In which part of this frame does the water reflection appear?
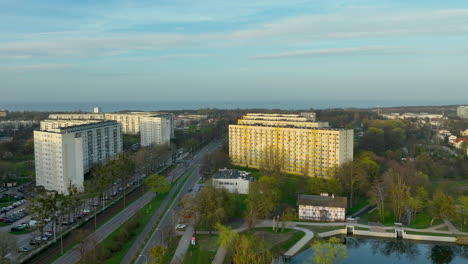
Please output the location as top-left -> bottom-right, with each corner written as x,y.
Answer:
287,237 -> 468,264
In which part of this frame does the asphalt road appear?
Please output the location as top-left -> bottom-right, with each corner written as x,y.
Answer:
50,140 -> 221,264
133,141 -> 222,264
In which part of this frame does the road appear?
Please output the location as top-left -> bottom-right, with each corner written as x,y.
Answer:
133,141 -> 221,264
50,140 -> 221,264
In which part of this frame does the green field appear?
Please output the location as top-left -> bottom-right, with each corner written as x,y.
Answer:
183,234 -> 218,264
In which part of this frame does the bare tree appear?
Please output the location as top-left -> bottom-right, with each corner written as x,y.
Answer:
0,232 -> 17,264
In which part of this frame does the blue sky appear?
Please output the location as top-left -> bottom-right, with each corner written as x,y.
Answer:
1,0 -> 468,104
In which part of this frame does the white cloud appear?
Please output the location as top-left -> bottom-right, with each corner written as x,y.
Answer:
250,46 -> 399,59
0,8 -> 468,59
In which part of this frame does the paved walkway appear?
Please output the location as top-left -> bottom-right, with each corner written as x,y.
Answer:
283,226 -> 313,256
171,227 -> 194,264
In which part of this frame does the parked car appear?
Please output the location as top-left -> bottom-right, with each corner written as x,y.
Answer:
18,247 -> 30,252
29,240 -> 39,246
175,224 -> 187,230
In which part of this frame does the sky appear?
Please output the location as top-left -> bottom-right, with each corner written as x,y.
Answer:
1,0 -> 468,104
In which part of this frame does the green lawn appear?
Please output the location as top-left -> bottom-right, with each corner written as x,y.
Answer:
183,234 -> 218,264
407,211 -> 443,229
162,235 -> 182,263
358,209 -> 443,228
354,226 -> 370,231
346,197 -> 370,216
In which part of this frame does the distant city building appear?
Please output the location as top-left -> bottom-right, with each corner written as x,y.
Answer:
0,110 -> 7,117
0,120 -> 38,131
381,112 -> 444,120
297,193 -> 347,222
34,120 -> 122,194
140,115 -> 172,147
175,114 -> 208,129
93,106 -> 101,113
457,106 -> 468,119
229,113 -> 353,177
49,112 -> 175,137
49,113 -> 105,120
453,138 -> 468,150
462,129 -> 468,137
212,168 -> 254,194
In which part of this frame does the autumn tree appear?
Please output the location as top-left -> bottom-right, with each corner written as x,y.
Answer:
310,237 -> 347,264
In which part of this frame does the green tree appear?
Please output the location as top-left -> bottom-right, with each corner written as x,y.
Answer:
336,161 -> 368,207
310,237 -> 347,264
0,232 -> 17,264
306,177 -> 326,195
145,174 -> 170,194
216,223 -> 239,253
430,192 -> 455,226
368,177 -> 386,222
456,196 -> 468,230
149,245 -> 166,264
232,234 -> 272,264
115,153 -> 135,208
245,178 -> 280,229
195,185 -> 228,233
383,169 -> 409,222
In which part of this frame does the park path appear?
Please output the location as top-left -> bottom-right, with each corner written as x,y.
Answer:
170,227 -> 194,264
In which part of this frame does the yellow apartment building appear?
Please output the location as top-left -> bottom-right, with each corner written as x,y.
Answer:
229,113 -> 353,177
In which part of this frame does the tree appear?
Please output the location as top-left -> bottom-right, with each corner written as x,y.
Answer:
28,191 -> 58,243
281,208 -> 296,232
456,196 -> 468,231
335,161 -> 368,207
232,234 -> 272,264
115,153 -> 135,208
310,237 -> 347,264
245,178 -> 280,229
306,177 -> 326,195
216,223 -> 239,253
195,185 -> 228,233
368,177 -> 386,222
0,232 -> 17,264
149,245 -> 166,264
145,174 -> 170,194
430,191 -> 455,226
383,169 -> 409,222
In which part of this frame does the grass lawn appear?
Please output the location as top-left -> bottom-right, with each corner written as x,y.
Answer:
183,234 -> 218,264
450,219 -> 468,233
162,235 -> 182,263
346,197 -> 370,216
405,231 -> 455,237
358,209 -> 396,226
296,225 -> 345,234
407,211 -> 443,229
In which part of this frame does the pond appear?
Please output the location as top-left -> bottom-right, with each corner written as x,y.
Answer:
286,237 -> 468,264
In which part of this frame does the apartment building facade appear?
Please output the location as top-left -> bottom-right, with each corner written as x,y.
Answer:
34,120 -> 122,194
229,113 -> 353,177
457,106 -> 468,119
140,115 -> 172,147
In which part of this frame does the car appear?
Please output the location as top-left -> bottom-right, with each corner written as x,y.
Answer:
175,224 -> 187,230
45,231 -> 53,238
42,236 -> 49,241
29,240 -> 39,246
187,188 -> 193,192
18,247 -> 30,252
92,202 -> 99,207
4,219 -> 14,224
35,236 -> 42,242
0,218 -> 6,222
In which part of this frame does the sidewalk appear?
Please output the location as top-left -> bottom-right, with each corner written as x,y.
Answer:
171,226 -> 194,264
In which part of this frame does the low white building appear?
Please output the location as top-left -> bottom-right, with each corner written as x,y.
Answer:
212,169 -> 254,194
298,193 -> 347,222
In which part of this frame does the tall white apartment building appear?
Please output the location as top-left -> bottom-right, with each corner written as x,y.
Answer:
140,115 -> 172,147
49,113 -> 105,120
229,113 -> 353,177
457,106 -> 468,119
34,120 -> 122,194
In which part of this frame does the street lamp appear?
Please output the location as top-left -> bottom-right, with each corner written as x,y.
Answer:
138,254 -> 148,264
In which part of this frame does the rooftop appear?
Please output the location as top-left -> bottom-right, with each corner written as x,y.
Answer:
297,194 -> 347,208
213,169 -> 254,181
